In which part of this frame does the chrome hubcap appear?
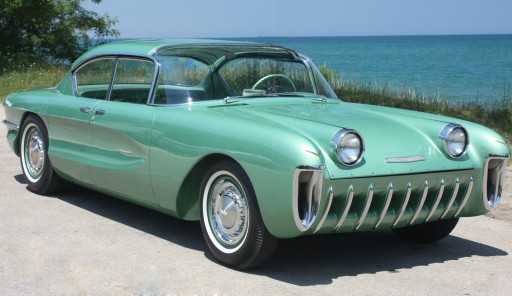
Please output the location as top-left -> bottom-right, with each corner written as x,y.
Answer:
24,127 -> 45,180
208,177 -> 249,248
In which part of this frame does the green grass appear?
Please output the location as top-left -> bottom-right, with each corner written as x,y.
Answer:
0,64 -> 69,99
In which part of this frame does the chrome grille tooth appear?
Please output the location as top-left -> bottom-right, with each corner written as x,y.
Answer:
410,181 -> 429,224
393,182 -> 412,227
425,179 -> 445,222
314,187 -> 334,233
375,183 -> 393,228
441,178 -> 460,219
333,185 -> 354,231
455,177 -> 474,217
355,184 -> 374,230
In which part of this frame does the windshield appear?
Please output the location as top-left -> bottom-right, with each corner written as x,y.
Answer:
218,57 -> 337,98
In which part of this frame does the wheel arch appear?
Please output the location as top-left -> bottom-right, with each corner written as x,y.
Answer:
175,153 -> 241,220
14,111 -> 45,157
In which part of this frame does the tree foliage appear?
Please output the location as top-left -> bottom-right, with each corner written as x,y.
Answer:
0,0 -> 119,66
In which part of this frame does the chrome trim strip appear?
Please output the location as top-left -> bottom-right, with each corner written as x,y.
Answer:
375,183 -> 394,228
441,178 -> 460,219
385,156 -> 426,163
455,177 -> 474,217
333,185 -> 354,231
355,184 -> 373,230
2,120 -> 19,130
393,182 -> 412,227
425,179 -> 445,222
314,187 -> 334,233
410,181 -> 429,224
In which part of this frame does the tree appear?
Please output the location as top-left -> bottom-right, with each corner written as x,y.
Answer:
0,0 -> 119,65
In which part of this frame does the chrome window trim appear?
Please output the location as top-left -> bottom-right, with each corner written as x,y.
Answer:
72,54 -> 160,105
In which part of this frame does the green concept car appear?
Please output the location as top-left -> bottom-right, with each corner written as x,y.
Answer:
3,40 -> 510,269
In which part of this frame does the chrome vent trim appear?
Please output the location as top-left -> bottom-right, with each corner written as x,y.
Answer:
482,154 -> 510,210
292,167 -> 325,232
355,184 -> 374,230
455,177 -> 474,217
393,183 -> 412,227
441,178 -> 460,219
375,183 -> 394,228
333,185 -> 354,231
425,179 -> 445,222
314,187 -> 333,233
410,181 -> 429,224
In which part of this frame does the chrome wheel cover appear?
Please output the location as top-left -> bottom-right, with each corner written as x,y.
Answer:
22,124 -> 45,182
203,171 -> 250,253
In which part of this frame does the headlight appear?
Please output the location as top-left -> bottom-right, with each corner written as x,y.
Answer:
439,123 -> 468,158
332,129 -> 364,166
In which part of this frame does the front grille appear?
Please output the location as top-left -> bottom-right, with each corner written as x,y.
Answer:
320,170 -> 475,232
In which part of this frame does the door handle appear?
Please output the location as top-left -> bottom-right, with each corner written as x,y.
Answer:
79,107 -> 91,113
94,109 -> 106,115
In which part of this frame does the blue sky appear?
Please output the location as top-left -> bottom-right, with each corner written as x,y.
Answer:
84,0 -> 512,38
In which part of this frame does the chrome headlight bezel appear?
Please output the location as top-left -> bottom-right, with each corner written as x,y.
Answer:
439,123 -> 469,158
331,129 -> 364,166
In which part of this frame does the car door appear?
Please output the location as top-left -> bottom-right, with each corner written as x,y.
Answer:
45,58 -> 116,185
88,57 -> 159,204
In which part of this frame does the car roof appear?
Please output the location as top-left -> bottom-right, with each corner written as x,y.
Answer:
72,39 -> 300,69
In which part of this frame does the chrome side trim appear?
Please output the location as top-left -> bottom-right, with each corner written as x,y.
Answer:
2,120 -> 19,130
355,184 -> 373,230
393,182 -> 412,227
410,181 -> 429,224
314,187 -> 334,233
455,177 -> 474,217
333,185 -> 354,231
375,183 -> 394,228
441,178 -> 460,219
425,179 -> 445,222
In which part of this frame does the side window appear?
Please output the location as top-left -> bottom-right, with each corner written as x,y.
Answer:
111,58 -> 155,104
75,58 -> 116,99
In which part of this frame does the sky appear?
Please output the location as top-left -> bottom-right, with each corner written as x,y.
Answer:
83,0 -> 512,38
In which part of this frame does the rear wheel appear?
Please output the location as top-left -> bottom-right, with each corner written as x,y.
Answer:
393,218 -> 459,243
20,115 -> 63,194
199,160 -> 278,269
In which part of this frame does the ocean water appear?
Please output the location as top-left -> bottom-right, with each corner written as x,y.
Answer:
228,35 -> 512,103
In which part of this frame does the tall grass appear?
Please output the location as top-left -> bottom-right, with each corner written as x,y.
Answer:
0,64 -> 69,99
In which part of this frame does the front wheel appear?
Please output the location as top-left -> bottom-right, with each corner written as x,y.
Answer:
20,115 -> 63,194
392,218 -> 459,243
199,160 -> 278,269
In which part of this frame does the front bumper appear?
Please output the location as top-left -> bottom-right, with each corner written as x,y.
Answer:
293,154 -> 510,234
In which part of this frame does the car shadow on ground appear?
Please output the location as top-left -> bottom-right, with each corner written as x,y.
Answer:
26,176 -> 508,286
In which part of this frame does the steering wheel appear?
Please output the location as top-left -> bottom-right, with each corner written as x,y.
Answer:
251,74 -> 297,93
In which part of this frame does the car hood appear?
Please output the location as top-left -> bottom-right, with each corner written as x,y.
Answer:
229,99 -> 475,178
